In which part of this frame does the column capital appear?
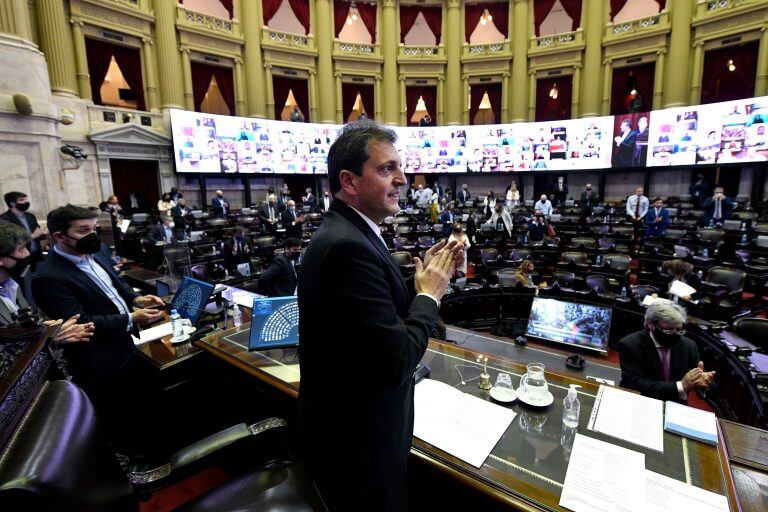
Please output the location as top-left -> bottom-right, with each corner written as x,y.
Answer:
264,63 -> 273,70
573,63 -> 582,70
655,48 -> 667,56
142,37 -> 153,46
180,46 -> 190,54
374,76 -> 381,82
234,57 -> 243,65
761,26 -> 768,34
692,40 -> 704,48
602,59 -> 612,66
70,18 -> 84,28
333,72 -> 341,78
447,0 -> 461,9
381,0 -> 396,8
502,72 -> 511,78
528,69 -> 537,76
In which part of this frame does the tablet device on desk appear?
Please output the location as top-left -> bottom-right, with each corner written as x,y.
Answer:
249,296 -> 299,350
172,276 -> 215,326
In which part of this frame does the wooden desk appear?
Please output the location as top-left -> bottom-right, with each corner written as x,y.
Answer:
196,328 -> 740,511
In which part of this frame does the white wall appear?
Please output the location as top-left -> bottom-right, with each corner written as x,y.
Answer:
538,0 -> 573,36
182,0 -> 230,19
268,0 -> 307,34
614,0 -> 661,23
403,12 -> 437,46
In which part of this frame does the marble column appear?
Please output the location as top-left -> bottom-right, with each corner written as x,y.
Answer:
663,0 -> 694,107
180,48 -> 194,111
141,37 -> 160,111
374,76 -> 383,119
153,0 -> 184,108
381,0 -> 399,124
462,76 -> 470,124
0,0 -> 32,40
755,28 -> 768,96
444,0 -> 462,125
527,70 -> 537,121
510,0 -> 530,122
580,0 -> 605,117
239,0 -> 267,117
35,0 -> 78,95
314,0 -> 336,123
399,76 -> 407,125
652,50 -> 666,110
71,20 -> 92,101
334,73 -> 343,123
309,70 -> 320,122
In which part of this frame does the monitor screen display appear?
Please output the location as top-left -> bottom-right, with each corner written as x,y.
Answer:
249,296 -> 300,350
171,276 -> 215,326
525,297 -> 612,353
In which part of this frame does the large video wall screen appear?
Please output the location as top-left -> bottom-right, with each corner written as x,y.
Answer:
170,96 -> 767,174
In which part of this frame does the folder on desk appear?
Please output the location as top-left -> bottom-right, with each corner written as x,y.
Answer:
664,401 -> 718,445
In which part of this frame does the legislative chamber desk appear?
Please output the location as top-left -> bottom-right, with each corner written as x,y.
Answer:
194,326 -> 759,512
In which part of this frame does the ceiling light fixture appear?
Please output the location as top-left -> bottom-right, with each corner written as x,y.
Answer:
727,59 -> 736,72
346,1 -> 358,25
630,89 -> 637,96
549,83 -> 558,100
480,9 -> 493,26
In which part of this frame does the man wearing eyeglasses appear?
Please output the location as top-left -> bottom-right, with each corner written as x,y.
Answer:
617,300 -> 715,403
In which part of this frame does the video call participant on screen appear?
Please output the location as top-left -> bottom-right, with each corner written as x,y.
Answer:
281,200 -> 306,239
211,190 -> 228,217
258,237 -> 300,297
223,226 -> 254,274
645,198 -> 670,237
617,300 -> 714,403
702,186 -> 734,227
614,119 -> 638,167
298,121 -> 462,511
258,194 -> 280,234
552,176 -> 568,206
32,205 -> 165,453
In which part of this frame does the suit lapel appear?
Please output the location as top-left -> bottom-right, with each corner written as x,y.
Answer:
51,252 -> 115,305
0,300 -> 13,325
640,332 -> 666,381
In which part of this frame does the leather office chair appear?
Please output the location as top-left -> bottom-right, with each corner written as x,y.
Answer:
586,275 -> 612,295
396,225 -> 412,235
701,266 -> 746,311
696,228 -> 725,246
603,254 -> 632,273
190,264 -> 209,281
597,238 -> 616,251
569,238 -> 597,250
254,236 -> 276,249
591,225 -> 610,236
250,257 -> 263,273
631,285 -> 659,303
392,237 -> 414,252
610,226 -> 634,239
663,229 -> 686,243
417,236 -> 435,248
560,252 -> 588,265
511,248 -> 532,263
390,251 -> 413,267
497,269 -> 522,288
552,270 -> 576,289
733,317 -> 768,350
416,224 -> 431,233
0,381 -> 324,512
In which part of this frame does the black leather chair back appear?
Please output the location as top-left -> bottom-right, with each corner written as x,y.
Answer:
511,248 -> 532,262
497,269 -> 521,288
586,275 -> 610,294
604,254 -> 632,272
552,271 -> 575,288
561,252 -> 588,265
733,318 -> 768,350
391,251 -> 413,266
0,381 -> 137,512
570,238 -> 596,249
632,285 -> 659,302
481,248 -> 499,264
707,266 -> 746,293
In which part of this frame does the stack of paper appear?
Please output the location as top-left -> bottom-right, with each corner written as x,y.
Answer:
669,280 -> 697,299
135,321 -> 173,345
589,385 -> 664,452
664,401 -> 718,445
414,379 -> 515,468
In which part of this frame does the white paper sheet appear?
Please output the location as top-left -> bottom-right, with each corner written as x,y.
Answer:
591,385 -> 665,452
669,280 -> 697,298
118,219 -> 131,234
413,379 -> 515,468
643,470 -> 729,512
664,401 -> 718,444
642,295 -> 660,306
559,434 -> 646,512
137,321 -> 173,344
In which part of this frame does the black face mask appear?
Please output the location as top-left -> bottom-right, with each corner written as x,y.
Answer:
15,202 -> 30,212
651,327 -> 680,347
2,254 -> 30,279
288,251 -> 301,261
64,232 -> 101,255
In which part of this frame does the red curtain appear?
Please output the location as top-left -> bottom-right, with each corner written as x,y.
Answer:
610,0 -> 629,20
273,75 -> 310,121
610,62 -> 655,115
356,2 -> 377,43
465,4 -> 484,42
421,6 -> 442,44
559,0 -> 582,31
406,86 -> 437,126
287,0 -> 311,35
333,0 -> 350,37
191,62 -> 215,112
262,0 -> 282,24
486,3 -> 509,38
342,83 -> 374,121
179,0 -> 233,18
486,82 -> 502,124
359,83 -> 374,119
533,0 -> 557,37
399,5 -> 420,43
656,1 -> 666,10
535,76 -> 572,121
85,38 -> 114,107
701,42 -> 759,105
110,44 -> 146,111
469,84 -> 485,125
212,66 -> 235,114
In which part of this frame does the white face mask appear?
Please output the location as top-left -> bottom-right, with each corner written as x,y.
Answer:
167,222 -> 175,228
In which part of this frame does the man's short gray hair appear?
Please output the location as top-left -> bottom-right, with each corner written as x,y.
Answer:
644,299 -> 687,325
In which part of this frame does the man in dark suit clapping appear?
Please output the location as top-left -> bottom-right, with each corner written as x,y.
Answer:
258,237 -> 300,297
298,121 -> 463,511
280,200 -> 305,239
223,226 -> 254,274
257,194 -> 280,234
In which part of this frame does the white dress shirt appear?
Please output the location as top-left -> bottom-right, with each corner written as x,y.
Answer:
0,278 -> 20,316
626,194 -> 649,218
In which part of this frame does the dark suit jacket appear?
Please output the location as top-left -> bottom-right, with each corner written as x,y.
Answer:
32,250 -> 138,383
257,202 -> 279,225
645,207 -> 670,230
617,330 -> 699,403
580,191 -> 599,211
258,253 -> 296,297
552,183 -> 568,205
702,196 -> 735,224
146,224 -> 180,244
281,209 -> 303,239
439,210 -> 455,238
211,196 -> 228,217
0,285 -> 29,326
0,210 -> 41,254
303,193 -> 316,208
170,205 -> 189,230
457,189 -> 471,203
223,236 -> 254,271
616,130 -> 638,167
298,200 -> 438,508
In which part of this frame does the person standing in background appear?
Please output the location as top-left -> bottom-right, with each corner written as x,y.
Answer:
211,190 -> 228,217
1,191 -> 47,271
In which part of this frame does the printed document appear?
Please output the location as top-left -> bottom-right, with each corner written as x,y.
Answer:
643,470 -> 729,512
591,385 -> 664,452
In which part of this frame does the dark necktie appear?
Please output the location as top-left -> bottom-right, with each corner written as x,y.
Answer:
635,196 -> 641,217
715,199 -> 722,219
658,347 -> 671,381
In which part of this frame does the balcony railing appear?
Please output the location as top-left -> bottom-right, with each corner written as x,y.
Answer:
177,5 -> 240,38
529,30 -> 583,53
604,10 -> 670,41
262,28 -> 316,52
695,0 -> 752,19
462,40 -> 512,59
333,40 -> 381,59
398,45 -> 445,60
88,105 -> 166,135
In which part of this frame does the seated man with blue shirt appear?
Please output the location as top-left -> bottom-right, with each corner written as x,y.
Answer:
534,194 -> 553,217
33,205 -> 165,453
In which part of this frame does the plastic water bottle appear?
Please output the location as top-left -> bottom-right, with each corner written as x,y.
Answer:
702,248 -> 709,258
708,219 -> 714,228
697,270 -> 704,280
170,309 -> 183,340
231,306 -> 242,328
595,254 -> 602,266
621,287 -> 627,300
741,221 -> 746,231
562,384 -> 581,428
741,233 -> 748,244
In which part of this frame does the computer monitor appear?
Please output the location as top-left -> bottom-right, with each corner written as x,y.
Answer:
171,276 -> 215,326
155,280 -> 171,297
525,297 -> 612,354
248,296 -> 299,350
